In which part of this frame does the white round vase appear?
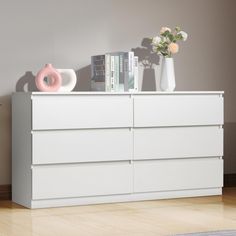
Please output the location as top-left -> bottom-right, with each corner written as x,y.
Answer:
57,69 -> 77,92
160,57 -> 176,92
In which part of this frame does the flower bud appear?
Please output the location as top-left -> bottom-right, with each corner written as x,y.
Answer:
160,27 -> 171,34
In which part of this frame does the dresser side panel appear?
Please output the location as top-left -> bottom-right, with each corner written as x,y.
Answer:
12,93 -> 32,208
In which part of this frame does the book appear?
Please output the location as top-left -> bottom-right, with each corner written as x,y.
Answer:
114,55 -> 120,92
109,52 -> 126,92
105,54 -> 111,91
134,56 -> 139,92
110,55 -> 115,92
124,51 -> 134,92
91,51 -> 136,92
91,54 -> 105,91
118,53 -> 125,91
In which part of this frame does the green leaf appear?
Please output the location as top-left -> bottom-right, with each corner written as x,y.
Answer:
168,34 -> 174,42
161,31 -> 170,37
177,33 -> 183,40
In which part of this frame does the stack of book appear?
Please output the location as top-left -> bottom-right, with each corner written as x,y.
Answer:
91,51 -> 139,92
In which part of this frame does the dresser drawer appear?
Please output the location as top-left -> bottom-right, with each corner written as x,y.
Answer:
32,162 -> 132,200
32,95 -> 132,130
32,128 -> 132,164
133,95 -> 223,127
134,158 -> 223,193
134,126 -> 223,160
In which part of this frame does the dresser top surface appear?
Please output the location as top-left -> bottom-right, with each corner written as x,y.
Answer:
14,91 -> 224,96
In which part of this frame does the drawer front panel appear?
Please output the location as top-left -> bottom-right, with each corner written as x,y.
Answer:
32,95 -> 132,130
32,162 -> 132,200
134,158 -> 223,193
134,126 -> 223,160
32,129 -> 132,164
134,95 -> 223,127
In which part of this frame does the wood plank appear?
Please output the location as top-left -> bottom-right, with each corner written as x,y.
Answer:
0,187 -> 235,236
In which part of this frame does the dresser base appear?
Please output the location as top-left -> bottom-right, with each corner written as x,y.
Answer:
14,188 -> 222,209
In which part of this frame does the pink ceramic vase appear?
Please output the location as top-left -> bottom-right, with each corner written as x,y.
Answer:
35,64 -> 62,92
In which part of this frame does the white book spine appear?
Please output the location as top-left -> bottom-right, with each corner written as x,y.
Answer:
128,51 -> 134,91
124,54 -> 129,92
105,54 -> 111,92
129,51 -> 134,75
110,56 -> 115,92
134,56 -> 139,92
119,54 -> 125,92
114,55 -> 120,92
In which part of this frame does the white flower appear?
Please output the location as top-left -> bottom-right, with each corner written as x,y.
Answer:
179,31 -> 188,41
152,36 -> 161,45
152,45 -> 157,52
162,36 -> 167,42
160,27 -> 171,34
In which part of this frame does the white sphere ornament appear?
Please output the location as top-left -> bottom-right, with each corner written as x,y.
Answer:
57,69 -> 77,92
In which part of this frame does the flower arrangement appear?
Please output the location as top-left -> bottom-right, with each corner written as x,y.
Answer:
152,26 -> 188,58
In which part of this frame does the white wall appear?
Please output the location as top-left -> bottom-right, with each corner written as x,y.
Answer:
0,0 -> 236,184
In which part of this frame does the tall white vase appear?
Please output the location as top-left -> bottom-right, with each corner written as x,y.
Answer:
160,57 -> 176,91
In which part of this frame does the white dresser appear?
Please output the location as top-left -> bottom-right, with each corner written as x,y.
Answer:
12,91 -> 224,208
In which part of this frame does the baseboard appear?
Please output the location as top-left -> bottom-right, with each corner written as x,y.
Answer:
224,174 -> 236,187
0,185 -> 11,200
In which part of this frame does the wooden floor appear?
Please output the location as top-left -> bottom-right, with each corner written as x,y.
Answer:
0,188 -> 236,236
